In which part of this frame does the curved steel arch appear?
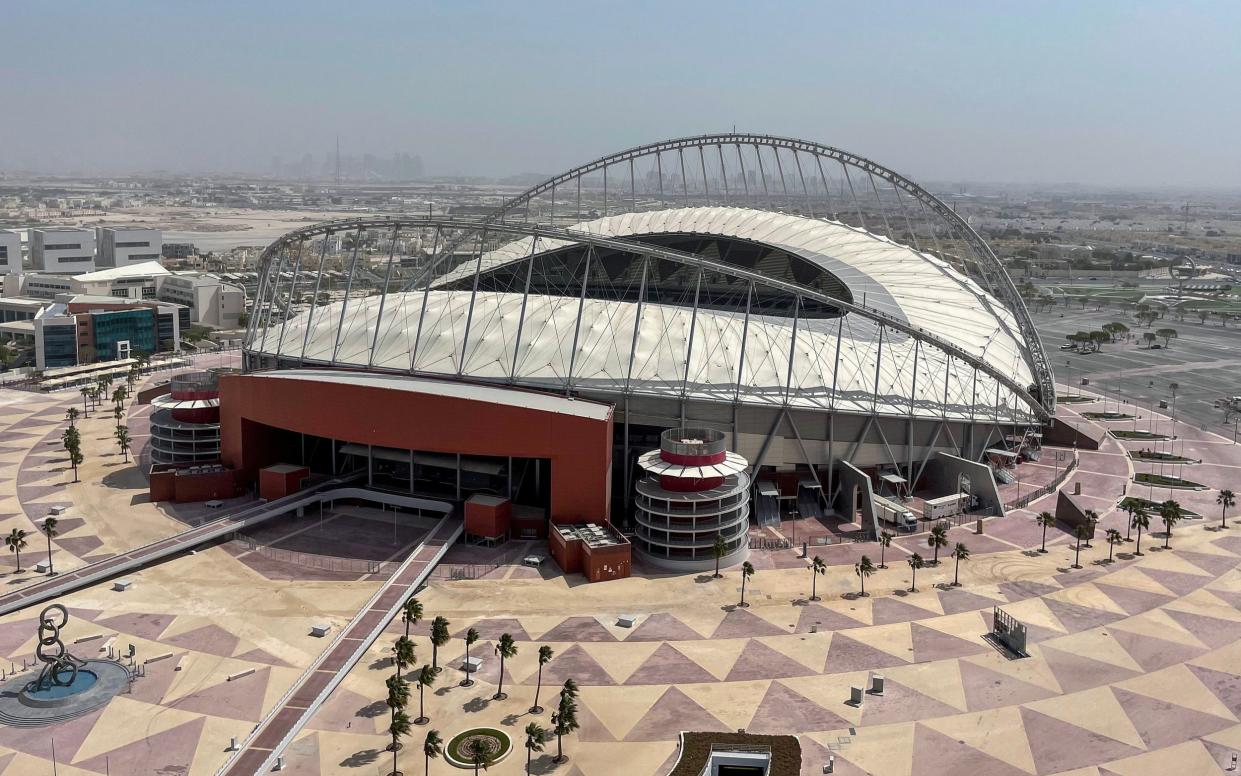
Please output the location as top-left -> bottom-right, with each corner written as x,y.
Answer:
245,215 -> 1047,420
428,133 -> 1053,414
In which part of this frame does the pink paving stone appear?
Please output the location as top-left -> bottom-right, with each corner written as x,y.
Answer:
1111,686 -> 1233,749
1109,627 -> 1207,672
823,632 -> 910,674
0,706 -> 104,762
1140,566 -> 1210,596
53,535 -> 105,557
1041,596 -> 1127,633
165,667 -> 272,721
958,660 -> 1055,711
278,731 -> 322,775
1163,608 -> 1241,649
624,687 -> 729,741
535,643 -> 616,686
0,617 -> 36,659
163,623 -> 242,657
710,608 -> 789,639
575,699 -> 617,742
538,616 -> 617,642
305,686 -> 378,733
868,596 -> 938,626
1201,737 -> 1241,772
1039,645 -> 1138,693
746,681 -> 852,734
624,613 -> 703,642
798,737 -> 869,776
909,622 -> 988,663
625,643 -> 717,685
235,647 -> 296,667
77,716 -> 206,776
1213,534 -> 1241,554
128,656 -> 183,704
452,617 -> 530,641
97,611 -> 175,640
936,587 -> 1004,616
908,723 -> 1031,776
793,604 -> 866,634
1018,706 -> 1144,775
859,679 -> 960,726
1176,549 -> 1241,577
725,639 -> 815,682
1092,582 -> 1175,616
997,580 -> 1061,602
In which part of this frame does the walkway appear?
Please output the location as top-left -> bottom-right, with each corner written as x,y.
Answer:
218,515 -> 463,776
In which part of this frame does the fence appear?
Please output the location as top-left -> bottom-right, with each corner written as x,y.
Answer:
750,531 -> 866,551
427,543 -> 531,581
234,535 -> 392,575
1003,452 -> 1079,511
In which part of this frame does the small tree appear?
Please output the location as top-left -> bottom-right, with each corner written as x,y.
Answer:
907,552 -> 924,592
1142,331 -> 1157,348
413,664 -> 435,725
6,528 -> 29,573
1071,524 -> 1089,569
524,722 -> 548,775
115,424 -> 131,462
552,686 -> 580,764
1132,506 -> 1150,556
112,386 -> 127,409
494,633 -> 517,700
79,386 -> 91,416
1105,529 -> 1122,563
1121,500 -> 1136,541
66,407 -> 79,428
928,522 -> 949,565
386,674 -> 410,716
394,635 -> 416,677
1082,510 -> 1099,548
531,645 -> 554,714
854,555 -> 875,597
878,530 -> 894,569
460,627 -> 479,687
41,517 -> 58,576
808,555 -> 826,601
430,616 -> 449,672
422,729 -> 443,776
402,596 -> 423,639
1217,489 -> 1235,531
951,542 -> 970,586
738,561 -> 755,607
1160,499 -> 1182,549
1036,511 -> 1055,553
388,709 -> 412,771
1156,327 -> 1178,348
711,533 -> 726,579
62,426 -> 83,483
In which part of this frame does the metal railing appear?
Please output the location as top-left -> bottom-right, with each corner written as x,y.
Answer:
427,543 -> 530,581
234,537 -> 391,575
1003,451 -> 1079,511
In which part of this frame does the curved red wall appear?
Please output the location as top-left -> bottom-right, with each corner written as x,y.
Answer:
218,373 -> 614,525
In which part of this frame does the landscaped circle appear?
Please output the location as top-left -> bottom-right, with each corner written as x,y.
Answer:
444,727 -> 513,769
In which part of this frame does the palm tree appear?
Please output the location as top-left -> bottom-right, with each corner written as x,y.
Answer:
115,424 -> 131,462
414,664 -> 435,725
1217,489 -> 1235,531
1121,500 -> 1136,541
467,738 -> 490,775
1105,529 -> 1122,563
112,405 -> 123,423
402,597 -> 423,639
112,386 -> 127,408
711,533 -> 726,578
66,407 -> 79,428
6,528 -> 28,573
41,517 -> 58,575
738,561 -> 755,607
1082,510 -> 1099,548
927,522 -> 949,565
524,722 -> 548,774
530,645 -> 554,714
461,627 -> 479,687
494,633 -> 517,700
388,709 -> 412,772
878,530 -> 894,569
552,686 -> 580,764
394,635 -> 416,677
1132,506 -> 1150,556
79,386 -> 91,416
1036,511 -> 1056,553
808,555 -> 826,601
854,555 -> 875,597
951,542 -> 970,586
1072,524 -> 1089,569
1160,499 -> 1182,549
386,674 -> 410,721
422,730 -> 443,776
430,616 -> 449,672
906,553 -> 924,592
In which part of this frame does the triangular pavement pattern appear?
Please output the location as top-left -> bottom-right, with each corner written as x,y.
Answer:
959,660 -> 1055,711
279,731 -> 322,776
539,616 -> 617,642
823,632 -> 909,674
869,596 -> 938,626
1042,597 -> 1127,633
1018,706 -> 1144,775
936,588 -> 1002,616
163,623 -> 242,656
711,608 -> 787,639
624,613 -> 703,642
799,736 -> 870,776
75,716 -> 205,775
235,647 -> 296,667
1163,608 -> 1241,649
1140,567 -> 1210,596
537,643 -> 616,686
575,698 -> 617,742
625,643 -> 717,685
1186,663 -> 1241,718
726,639 -> 816,682
624,687 -> 730,741
1110,627 -> 1208,672
909,722 -> 1030,776
1111,686 -> 1233,749
1093,581 -> 1175,616
746,681 -> 852,734
998,580 -> 1061,602
164,667 -> 271,720
859,678 -> 961,726
305,686 -> 379,732
910,622 -> 988,663
1176,549 -> 1241,578
96,611 -> 175,641
0,706 -> 103,762
794,604 -> 865,634
453,617 -> 530,641
1040,644 -> 1138,693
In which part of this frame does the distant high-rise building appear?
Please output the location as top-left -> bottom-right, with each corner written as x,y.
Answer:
30,227 -> 95,273
97,227 -> 162,268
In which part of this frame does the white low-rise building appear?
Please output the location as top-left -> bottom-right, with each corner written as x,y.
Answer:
97,227 -> 162,268
30,228 -> 95,273
0,231 -> 20,274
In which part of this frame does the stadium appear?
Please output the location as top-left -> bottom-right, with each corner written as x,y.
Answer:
230,134 -> 1056,572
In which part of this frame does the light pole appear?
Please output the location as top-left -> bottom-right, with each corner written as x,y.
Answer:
1169,382 -> 1179,496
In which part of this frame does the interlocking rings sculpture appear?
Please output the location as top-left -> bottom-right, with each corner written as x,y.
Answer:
33,604 -> 85,691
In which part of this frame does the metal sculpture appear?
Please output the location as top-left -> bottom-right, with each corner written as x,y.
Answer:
32,604 -> 86,690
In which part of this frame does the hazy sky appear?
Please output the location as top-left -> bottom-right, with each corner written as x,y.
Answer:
3,1 -> 1238,187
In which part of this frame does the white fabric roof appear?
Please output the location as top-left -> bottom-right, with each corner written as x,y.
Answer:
72,261 -> 170,283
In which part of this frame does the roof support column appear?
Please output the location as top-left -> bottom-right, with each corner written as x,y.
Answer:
299,231 -> 332,363
330,226 -> 363,365
367,225 -> 400,368
565,243 -> 593,395
456,227 -> 488,376
275,238 -> 306,358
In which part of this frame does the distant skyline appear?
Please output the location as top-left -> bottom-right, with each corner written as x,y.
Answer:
2,1 -> 1239,188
